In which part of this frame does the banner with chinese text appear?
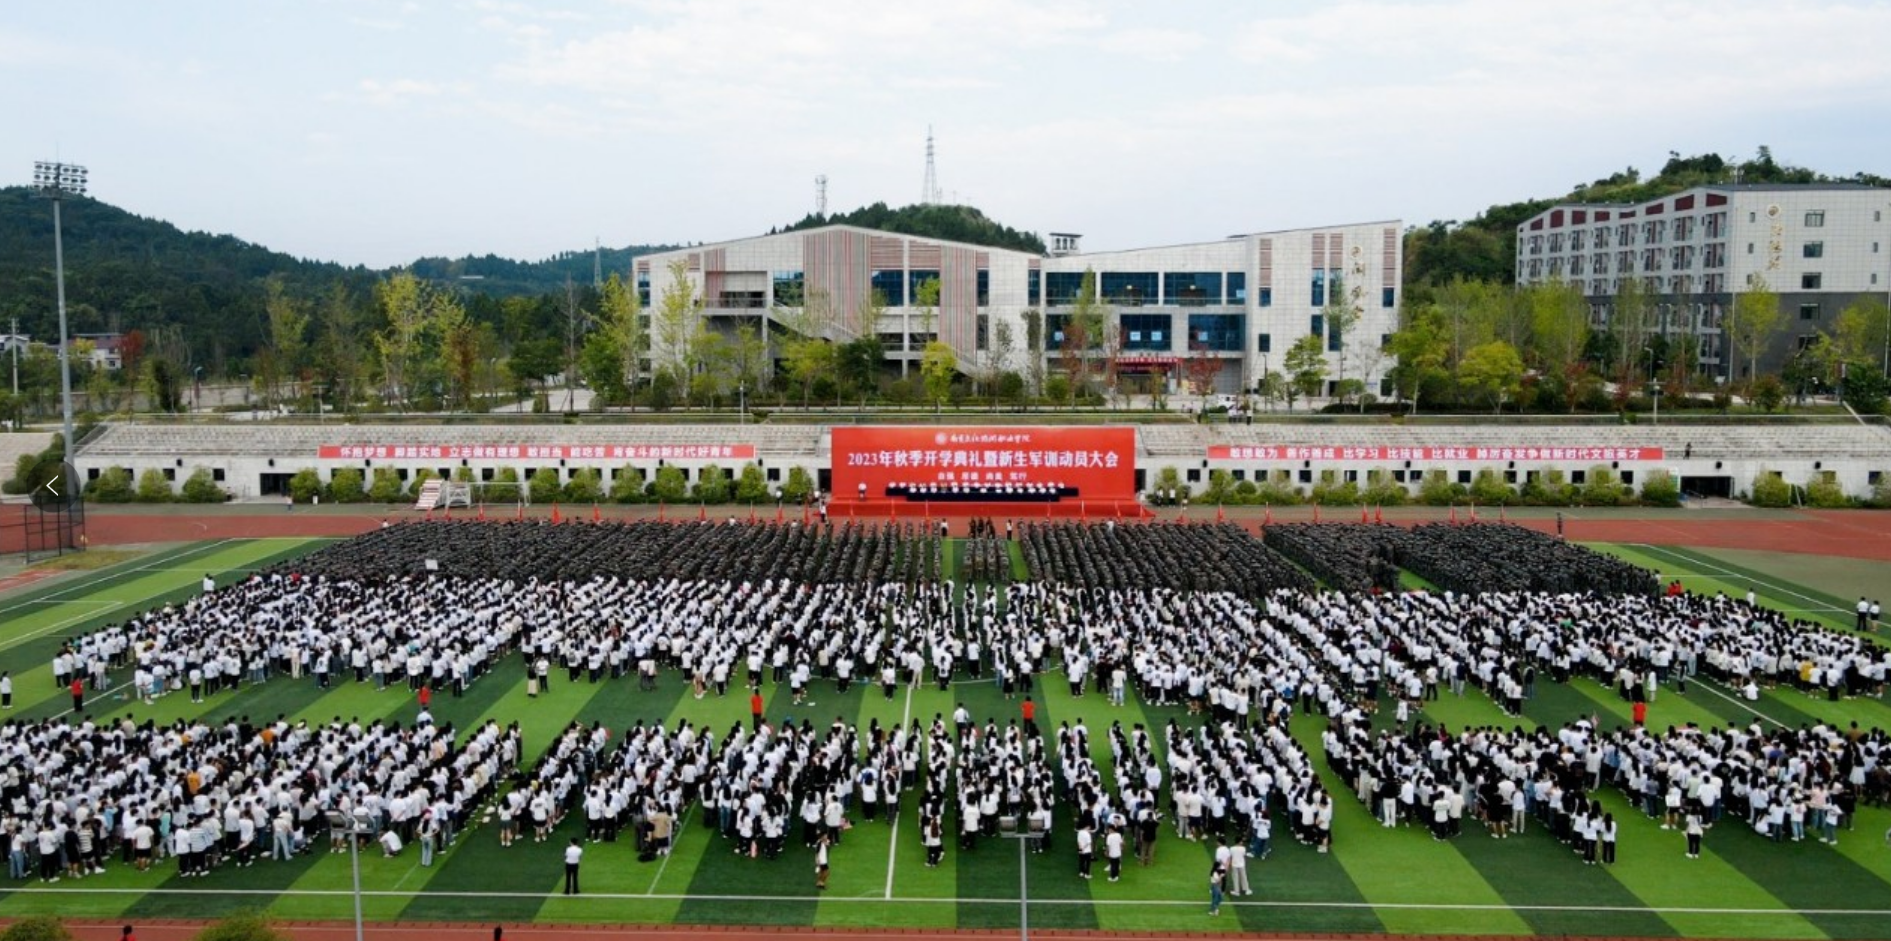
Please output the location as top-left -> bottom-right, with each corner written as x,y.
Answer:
1206,445 -> 1665,462
318,444 -> 756,461
831,427 -> 1137,501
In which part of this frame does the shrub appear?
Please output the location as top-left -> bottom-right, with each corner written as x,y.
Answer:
527,467 -> 561,505
192,911 -> 289,941
136,468 -> 175,503
780,466 -> 814,505
1522,468 -> 1574,506
563,467 -> 603,503
1580,465 -> 1632,506
609,465 -> 646,504
327,467 -> 367,503
1418,468 -> 1459,506
1,915 -> 73,941
1639,469 -> 1682,507
1362,469 -> 1408,507
1870,474 -> 1891,509
287,468 -> 324,504
1749,375 -> 1785,413
1749,471 -> 1792,508
1310,477 -> 1360,506
1203,469 -> 1238,506
367,467 -> 404,502
691,464 -> 732,504
651,465 -> 689,503
1147,467 -> 1186,504
86,466 -> 135,503
1470,468 -> 1514,506
1256,469 -> 1302,506
181,468 -> 228,504
1805,471 -> 1850,508
733,463 -> 770,504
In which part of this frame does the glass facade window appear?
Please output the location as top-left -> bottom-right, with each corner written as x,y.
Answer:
1101,272 -> 1158,306
907,270 -> 940,307
976,270 -> 990,307
1257,286 -> 1271,307
870,270 -> 905,306
1309,314 -> 1324,338
1382,287 -> 1396,308
771,270 -> 804,307
1045,314 -> 1069,345
1803,242 -> 1824,258
1311,270 -> 1326,307
1120,314 -> 1171,351
1257,333 -> 1272,353
1327,326 -> 1343,352
1227,272 -> 1247,304
1187,314 -> 1244,352
1027,270 -> 1041,306
976,314 -> 989,351
636,271 -> 651,307
1163,272 -> 1221,306
1044,272 -> 1085,306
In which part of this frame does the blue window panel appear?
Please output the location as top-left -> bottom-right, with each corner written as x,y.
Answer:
1120,313 -> 1172,351
1382,287 -> 1396,308
1027,270 -> 1041,306
1100,271 -> 1158,305
1187,314 -> 1244,352
1257,333 -> 1272,353
771,271 -> 805,307
1044,272 -> 1085,306
1227,272 -> 1247,304
870,270 -> 905,306
907,270 -> 940,306
1309,314 -> 1324,337
976,270 -> 990,307
1311,270 -> 1326,307
1162,272 -> 1221,306
1327,328 -> 1343,352
1258,286 -> 1272,308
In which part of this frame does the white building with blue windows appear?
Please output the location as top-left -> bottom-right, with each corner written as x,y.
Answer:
636,218 -> 1404,397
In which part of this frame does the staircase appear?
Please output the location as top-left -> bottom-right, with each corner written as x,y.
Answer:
412,478 -> 445,512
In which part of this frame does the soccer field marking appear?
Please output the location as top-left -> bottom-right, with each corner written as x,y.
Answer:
0,599 -> 125,652
1628,543 -> 1851,616
645,803 -> 692,896
1688,675 -> 1788,729
0,539 -> 235,616
883,678 -> 916,901
9,885 -> 1889,917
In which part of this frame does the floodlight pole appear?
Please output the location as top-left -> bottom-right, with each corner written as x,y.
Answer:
1000,827 -> 1042,941
343,810 -> 365,941
32,162 -> 85,458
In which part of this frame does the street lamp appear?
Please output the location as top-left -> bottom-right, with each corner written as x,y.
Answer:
739,380 -> 747,425
998,814 -> 1045,941
326,808 -> 368,941
31,161 -> 86,457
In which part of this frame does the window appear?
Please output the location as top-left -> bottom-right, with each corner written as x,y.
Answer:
1227,272 -> 1247,304
1805,210 -> 1825,227
975,314 -> 989,351
1257,333 -> 1272,353
1747,242 -> 1754,254
1748,212 -> 1757,223
1457,470 -> 1472,485
1027,269 -> 1041,306
1327,326 -> 1343,352
1801,273 -> 1822,290
975,270 -> 989,307
1571,470 -> 1587,485
1803,241 -> 1824,258
1799,303 -> 1820,321
1797,334 -> 1818,350
1043,272 -> 1085,306
1120,314 -> 1172,351
1309,314 -> 1324,337
1310,270 -> 1326,307
1382,287 -> 1396,308
211,469 -> 226,482
870,269 -> 904,306
1187,314 -> 1244,351
1163,272 -> 1221,306
771,271 -> 804,307
1100,272 -> 1157,305
1257,287 -> 1272,307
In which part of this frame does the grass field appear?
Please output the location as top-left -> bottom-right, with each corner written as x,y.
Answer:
0,534 -> 1887,938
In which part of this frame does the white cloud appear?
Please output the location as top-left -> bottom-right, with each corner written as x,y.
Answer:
357,77 -> 467,107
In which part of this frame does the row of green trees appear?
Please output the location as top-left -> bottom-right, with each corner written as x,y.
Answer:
83,466 -> 227,503
280,462 -> 819,506
1148,465 -> 1679,508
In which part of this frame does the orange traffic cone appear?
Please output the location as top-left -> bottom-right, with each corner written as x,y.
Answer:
551,502 -> 562,524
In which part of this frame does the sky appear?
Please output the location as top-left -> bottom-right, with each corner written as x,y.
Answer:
5,0 -> 1891,270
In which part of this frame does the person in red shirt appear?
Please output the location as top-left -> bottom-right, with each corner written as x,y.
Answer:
1021,698 -> 1037,737
70,677 -> 85,713
121,927 -> 136,941
750,691 -> 765,730
1632,701 -> 1647,727
418,685 -> 432,709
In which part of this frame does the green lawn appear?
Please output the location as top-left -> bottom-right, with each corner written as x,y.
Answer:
1,534 -> 1887,938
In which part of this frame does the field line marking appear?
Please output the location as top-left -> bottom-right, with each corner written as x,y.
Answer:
5,885 -> 1885,915
884,679 -> 915,900
0,600 -> 126,652
1628,543 -> 1849,615
0,539 -> 235,617
1688,675 -> 1787,728
644,803 -> 692,895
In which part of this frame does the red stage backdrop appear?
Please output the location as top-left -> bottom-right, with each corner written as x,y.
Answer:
831,427 -> 1137,501
1207,445 -> 1665,462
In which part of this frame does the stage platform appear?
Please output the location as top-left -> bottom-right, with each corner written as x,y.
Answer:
826,499 -> 1155,521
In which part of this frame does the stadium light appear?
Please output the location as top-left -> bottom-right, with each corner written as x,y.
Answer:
998,815 -> 1044,941
32,161 -> 86,460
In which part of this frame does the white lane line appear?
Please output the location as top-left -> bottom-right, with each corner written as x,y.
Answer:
883,679 -> 916,900
1687,675 -> 1787,728
0,539 -> 234,616
645,803 -> 692,895
1629,543 -> 1850,616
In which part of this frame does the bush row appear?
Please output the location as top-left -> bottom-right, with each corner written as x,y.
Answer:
1147,465 -> 1680,508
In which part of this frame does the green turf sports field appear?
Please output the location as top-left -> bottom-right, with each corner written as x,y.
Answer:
0,536 -> 1887,938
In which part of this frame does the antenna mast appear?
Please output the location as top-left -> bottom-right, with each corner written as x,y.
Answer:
922,126 -> 940,204
815,174 -> 828,215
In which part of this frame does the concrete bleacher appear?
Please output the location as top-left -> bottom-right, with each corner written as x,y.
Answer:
1211,422 -> 1891,459
0,432 -> 55,472
77,423 -> 826,460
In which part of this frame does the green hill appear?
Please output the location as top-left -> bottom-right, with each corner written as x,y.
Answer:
778,201 -> 1046,254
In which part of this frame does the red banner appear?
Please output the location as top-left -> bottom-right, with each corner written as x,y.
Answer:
831,426 -> 1137,502
318,444 -> 757,461
1207,445 -> 1665,462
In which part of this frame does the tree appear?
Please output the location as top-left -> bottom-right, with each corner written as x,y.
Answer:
1283,333 -> 1327,407
691,464 -> 731,503
909,277 -> 940,379
594,272 -> 646,394
1523,279 -> 1590,412
374,272 -> 431,408
326,467 -> 366,503
528,467 -> 562,505
1183,337 -> 1222,398
508,338 -> 564,397
563,467 -> 603,503
837,335 -> 884,397
1324,275 -> 1360,406
1385,303 -> 1449,413
781,466 -> 814,504
609,465 -> 646,503
263,278 -> 310,406
1,915 -> 73,941
988,319 -> 1016,405
1726,275 -> 1782,386
314,282 -> 368,415
190,911 -> 290,941
287,468 -> 324,503
1059,270 -> 1109,398
1832,296 -> 1890,375
652,259 -> 701,402
775,287 -> 837,408
578,330 -> 628,406
1609,275 -> 1656,391
920,340 -> 958,407
728,322 -> 769,397
651,465 -> 689,503
734,462 -> 770,504
1434,276 -> 1508,392
84,466 -> 133,502
1021,309 -> 1046,398
1459,340 -> 1525,413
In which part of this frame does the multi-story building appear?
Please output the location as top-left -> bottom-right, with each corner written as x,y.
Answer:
1515,184 -> 1891,379
635,219 -> 1403,398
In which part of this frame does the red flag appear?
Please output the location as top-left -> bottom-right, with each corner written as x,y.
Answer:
1469,503 -> 1478,523
551,502 -> 562,525
515,502 -> 524,522
801,503 -> 809,525
748,504 -> 757,523
424,508 -> 433,522
1499,504 -> 1507,523
443,505 -> 451,520
775,503 -> 784,524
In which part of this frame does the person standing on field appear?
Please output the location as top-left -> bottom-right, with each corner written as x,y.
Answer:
563,838 -> 582,894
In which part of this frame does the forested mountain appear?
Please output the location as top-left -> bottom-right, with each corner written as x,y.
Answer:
1403,148 -> 1891,292
777,202 -> 1046,254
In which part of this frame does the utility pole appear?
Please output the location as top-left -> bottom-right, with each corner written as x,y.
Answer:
9,316 -> 17,396
32,161 -> 85,455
